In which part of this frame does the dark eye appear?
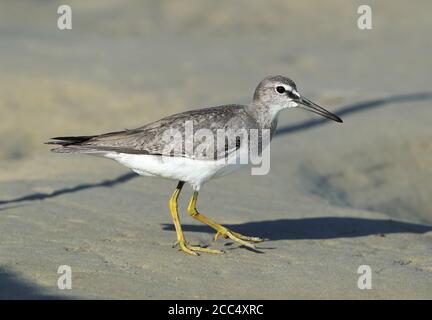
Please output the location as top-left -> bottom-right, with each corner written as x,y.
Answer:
276,86 -> 285,94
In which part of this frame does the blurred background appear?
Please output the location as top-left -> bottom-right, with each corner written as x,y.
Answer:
0,0 -> 431,299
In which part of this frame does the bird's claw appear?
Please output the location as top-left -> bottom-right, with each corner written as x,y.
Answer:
173,240 -> 224,256
214,229 -> 264,249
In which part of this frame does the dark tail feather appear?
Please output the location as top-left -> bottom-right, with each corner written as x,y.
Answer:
45,135 -> 104,154
46,135 -> 95,146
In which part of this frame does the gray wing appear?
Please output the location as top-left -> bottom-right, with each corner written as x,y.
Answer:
49,105 -> 258,160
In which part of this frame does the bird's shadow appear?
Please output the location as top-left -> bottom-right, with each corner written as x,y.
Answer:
162,217 -> 432,241
0,172 -> 138,207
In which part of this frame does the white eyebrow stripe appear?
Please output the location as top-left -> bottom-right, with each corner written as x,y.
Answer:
283,84 -> 293,92
276,83 -> 300,97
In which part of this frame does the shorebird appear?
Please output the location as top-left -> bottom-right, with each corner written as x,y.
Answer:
47,75 -> 342,255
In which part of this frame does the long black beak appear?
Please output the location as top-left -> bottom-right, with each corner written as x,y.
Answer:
297,96 -> 343,123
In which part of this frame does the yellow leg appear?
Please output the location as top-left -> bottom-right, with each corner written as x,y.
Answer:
187,192 -> 263,249
168,181 -> 223,256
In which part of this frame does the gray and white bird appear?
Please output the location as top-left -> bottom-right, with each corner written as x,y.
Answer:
47,75 -> 342,255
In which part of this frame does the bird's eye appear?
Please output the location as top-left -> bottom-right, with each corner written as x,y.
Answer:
276,86 -> 286,94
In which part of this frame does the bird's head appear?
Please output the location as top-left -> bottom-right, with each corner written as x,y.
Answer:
253,75 -> 342,123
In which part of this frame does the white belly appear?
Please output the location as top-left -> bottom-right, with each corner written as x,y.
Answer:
104,152 -> 243,190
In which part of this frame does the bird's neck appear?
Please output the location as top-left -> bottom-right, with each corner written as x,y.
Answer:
246,101 -> 283,129
246,102 -> 283,140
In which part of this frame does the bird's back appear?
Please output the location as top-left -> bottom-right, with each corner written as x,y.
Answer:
48,104 -> 262,160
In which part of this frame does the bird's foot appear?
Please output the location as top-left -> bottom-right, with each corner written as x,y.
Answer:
214,229 -> 264,249
173,240 -> 224,256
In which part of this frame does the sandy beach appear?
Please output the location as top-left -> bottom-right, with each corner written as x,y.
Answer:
0,0 -> 431,299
